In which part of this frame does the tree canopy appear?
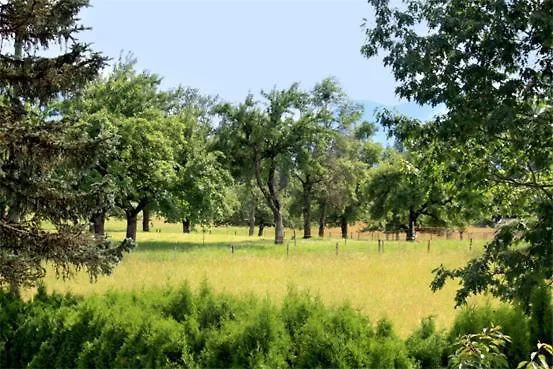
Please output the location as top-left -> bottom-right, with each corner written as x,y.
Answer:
362,0 -> 553,309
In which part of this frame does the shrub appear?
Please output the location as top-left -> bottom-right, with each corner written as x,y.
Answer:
406,316 -> 448,369
529,283 -> 553,346
1,283 -> 414,369
449,304 -> 531,366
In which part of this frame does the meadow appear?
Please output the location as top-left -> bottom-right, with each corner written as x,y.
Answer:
33,220 -> 496,337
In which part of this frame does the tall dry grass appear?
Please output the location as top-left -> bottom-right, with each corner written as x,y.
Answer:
32,220 -> 495,337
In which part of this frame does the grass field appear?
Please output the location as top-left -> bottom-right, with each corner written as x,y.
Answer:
31,219 -> 497,337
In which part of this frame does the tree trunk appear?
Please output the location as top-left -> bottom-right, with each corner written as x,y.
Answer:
126,212 -> 138,241
248,201 -> 255,237
340,215 -> 348,239
7,204 -> 21,223
9,281 -> 19,297
274,211 -> 284,244
302,184 -> 312,239
318,200 -> 327,237
142,205 -> 150,232
258,224 -> 264,237
182,219 -> 191,233
92,211 -> 105,239
253,156 -> 284,245
406,209 -> 417,241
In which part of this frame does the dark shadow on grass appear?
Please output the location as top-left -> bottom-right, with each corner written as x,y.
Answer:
133,239 -> 281,253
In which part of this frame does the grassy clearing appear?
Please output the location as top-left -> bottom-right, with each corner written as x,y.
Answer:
32,220 -> 495,337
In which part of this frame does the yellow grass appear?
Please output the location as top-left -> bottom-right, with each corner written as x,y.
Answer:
31,220 -> 496,337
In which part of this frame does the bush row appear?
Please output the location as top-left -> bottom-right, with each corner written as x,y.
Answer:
0,283 -> 550,368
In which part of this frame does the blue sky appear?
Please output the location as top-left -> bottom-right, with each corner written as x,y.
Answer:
80,0 -> 439,142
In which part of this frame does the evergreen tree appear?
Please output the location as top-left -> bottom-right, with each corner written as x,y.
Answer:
0,0 -> 133,294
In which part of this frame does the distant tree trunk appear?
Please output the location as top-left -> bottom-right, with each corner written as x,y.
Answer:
92,211 -> 105,239
258,224 -> 264,237
253,156 -> 284,244
318,200 -> 327,237
302,182 -> 312,239
7,205 -> 21,223
340,215 -> 348,239
142,205 -> 150,232
406,209 -> 417,241
121,198 -> 148,241
274,211 -> 284,244
126,211 -> 138,241
9,281 -> 19,297
182,218 -> 191,233
248,198 -> 256,237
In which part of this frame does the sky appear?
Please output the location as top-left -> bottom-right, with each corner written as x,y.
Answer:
80,0 -> 439,142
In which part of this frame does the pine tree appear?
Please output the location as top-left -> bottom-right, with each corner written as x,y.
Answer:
0,0 -> 133,294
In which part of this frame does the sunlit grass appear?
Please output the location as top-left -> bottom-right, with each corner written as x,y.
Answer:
31,220 -> 495,337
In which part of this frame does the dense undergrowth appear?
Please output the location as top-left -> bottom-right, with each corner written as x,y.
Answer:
0,283 -> 550,369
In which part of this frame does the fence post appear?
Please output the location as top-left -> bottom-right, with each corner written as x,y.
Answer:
427,240 -> 430,253
231,245 -> 234,255
336,242 -> 339,256
287,242 -> 290,257
469,238 -> 473,250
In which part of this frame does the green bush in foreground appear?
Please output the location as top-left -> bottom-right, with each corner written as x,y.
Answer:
0,284 -> 412,369
0,284 -> 547,369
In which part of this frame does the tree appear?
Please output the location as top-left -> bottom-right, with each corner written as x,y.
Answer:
157,88 -> 234,232
216,85 -> 307,244
0,0 -> 133,293
362,0 -> 553,309
291,78 -> 371,239
366,142 -> 488,241
66,57 -> 180,241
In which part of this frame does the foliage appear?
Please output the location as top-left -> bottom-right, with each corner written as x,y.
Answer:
405,316 -> 448,369
518,343 -> 553,369
215,84 -> 309,244
362,0 -> 553,310
0,0 -> 133,292
529,282 -> 553,346
64,55 -> 181,239
448,326 -> 511,369
449,305 -> 531,366
0,284 -> 414,369
290,77 -> 375,239
366,145 -> 487,240
432,203 -> 553,309
159,88 -> 234,228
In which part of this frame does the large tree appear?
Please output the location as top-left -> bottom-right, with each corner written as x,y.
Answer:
0,0 -> 133,293
362,0 -> 553,309
65,57 -> 180,241
158,88 -> 234,232
291,78 -> 371,239
366,145 -> 488,241
216,85 -> 307,244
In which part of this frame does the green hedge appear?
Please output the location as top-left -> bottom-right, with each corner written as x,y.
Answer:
0,283 -> 546,369
0,284 -> 411,369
